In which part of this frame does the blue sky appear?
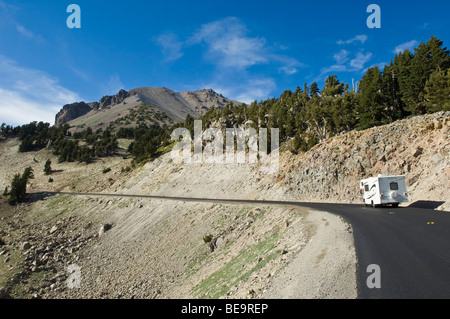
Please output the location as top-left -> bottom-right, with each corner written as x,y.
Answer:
1,0 -> 449,125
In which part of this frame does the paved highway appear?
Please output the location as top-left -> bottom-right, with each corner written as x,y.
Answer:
36,191 -> 450,299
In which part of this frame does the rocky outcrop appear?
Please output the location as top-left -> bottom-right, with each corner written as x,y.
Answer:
55,90 -> 132,126
54,102 -> 92,126
179,88 -> 239,110
92,89 -> 131,111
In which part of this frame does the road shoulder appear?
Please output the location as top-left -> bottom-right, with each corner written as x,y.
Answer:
261,210 -> 357,299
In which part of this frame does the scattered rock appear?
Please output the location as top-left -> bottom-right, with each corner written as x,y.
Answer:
413,147 -> 423,158
22,242 -> 31,251
215,236 -> 226,250
49,225 -> 58,234
0,287 -> 9,299
98,223 -> 113,237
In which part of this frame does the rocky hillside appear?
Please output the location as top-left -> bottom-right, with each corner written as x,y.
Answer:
278,111 -> 450,209
117,111 -> 449,211
55,87 -> 241,127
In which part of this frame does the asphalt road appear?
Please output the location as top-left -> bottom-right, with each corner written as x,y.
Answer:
36,191 -> 450,299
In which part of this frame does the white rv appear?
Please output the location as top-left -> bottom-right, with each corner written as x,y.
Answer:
360,174 -> 409,208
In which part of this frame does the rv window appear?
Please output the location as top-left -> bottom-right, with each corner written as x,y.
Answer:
390,182 -> 399,190
364,185 -> 369,192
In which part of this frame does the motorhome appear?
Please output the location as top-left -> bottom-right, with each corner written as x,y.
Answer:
360,174 -> 409,207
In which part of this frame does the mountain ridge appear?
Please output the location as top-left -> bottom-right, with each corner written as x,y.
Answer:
55,87 -> 242,127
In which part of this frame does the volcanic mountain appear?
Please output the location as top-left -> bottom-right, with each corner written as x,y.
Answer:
55,87 -> 242,129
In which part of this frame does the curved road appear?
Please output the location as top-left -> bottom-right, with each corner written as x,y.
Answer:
35,191 -> 450,299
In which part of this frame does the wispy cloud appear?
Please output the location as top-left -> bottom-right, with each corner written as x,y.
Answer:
349,51 -> 373,70
333,49 -> 350,64
315,50 -> 373,83
154,16 -> 302,102
205,77 -> 277,104
102,74 -> 124,96
157,17 -> 302,76
235,78 -> 277,103
16,24 -> 34,38
0,55 -> 80,125
311,33 -> 373,83
156,32 -> 184,62
393,40 -> 419,53
274,55 -> 304,75
188,17 -> 269,70
337,35 -> 368,45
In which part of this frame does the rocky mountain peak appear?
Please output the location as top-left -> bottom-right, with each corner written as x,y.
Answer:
54,87 -> 242,126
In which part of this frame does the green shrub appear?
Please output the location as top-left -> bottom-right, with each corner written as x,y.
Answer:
203,234 -> 213,243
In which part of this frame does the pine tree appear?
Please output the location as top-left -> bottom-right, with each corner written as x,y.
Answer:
321,75 -> 344,97
332,91 -> 358,133
357,66 -> 388,130
44,159 -> 52,175
8,174 -> 22,205
310,82 -> 319,98
425,67 -> 450,111
19,135 -> 34,152
8,167 -> 34,205
406,36 -> 450,114
305,96 -> 332,141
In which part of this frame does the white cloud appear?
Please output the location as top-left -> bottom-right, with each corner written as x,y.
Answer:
0,55 -> 80,125
393,40 -> 419,53
155,17 -> 301,101
235,78 -> 277,103
102,73 -> 124,95
350,51 -> 373,70
205,77 -> 276,104
182,17 -> 301,74
188,17 -> 268,70
16,24 -> 34,38
314,50 -> 372,82
156,32 -> 184,62
337,35 -> 368,45
274,55 -> 304,75
333,49 -> 350,64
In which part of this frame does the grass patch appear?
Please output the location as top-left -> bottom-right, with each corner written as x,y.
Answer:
9,269 -> 53,298
156,140 -> 177,154
0,249 -> 23,290
117,199 -> 131,209
32,194 -> 80,223
192,231 -> 281,299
